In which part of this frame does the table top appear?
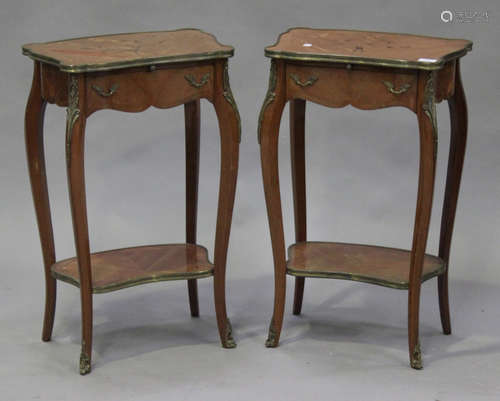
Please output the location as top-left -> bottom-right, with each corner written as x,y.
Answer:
265,28 -> 472,70
22,29 -> 233,73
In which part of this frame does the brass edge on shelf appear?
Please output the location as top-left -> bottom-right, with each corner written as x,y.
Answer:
52,269 -> 214,294
184,73 -> 210,88
286,264 -> 446,290
50,243 -> 215,293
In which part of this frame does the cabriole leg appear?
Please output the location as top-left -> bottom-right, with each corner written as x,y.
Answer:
25,61 -> 57,342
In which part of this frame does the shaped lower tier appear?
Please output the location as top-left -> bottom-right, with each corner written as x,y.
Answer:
51,243 -> 214,293
287,242 -> 445,289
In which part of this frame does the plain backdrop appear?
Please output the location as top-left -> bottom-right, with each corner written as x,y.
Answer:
1,1 -> 499,400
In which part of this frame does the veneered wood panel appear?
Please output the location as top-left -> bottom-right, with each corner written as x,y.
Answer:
51,244 -> 214,293
23,29 -> 233,72
287,242 -> 445,288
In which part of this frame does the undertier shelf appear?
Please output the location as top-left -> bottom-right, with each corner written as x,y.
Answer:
51,244 -> 214,293
286,242 -> 445,289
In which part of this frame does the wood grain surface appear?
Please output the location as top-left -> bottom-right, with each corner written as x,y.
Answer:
266,28 -> 471,69
51,244 -> 214,293
23,29 -> 233,72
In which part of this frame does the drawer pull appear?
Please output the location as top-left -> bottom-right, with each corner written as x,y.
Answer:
184,73 -> 210,88
383,81 -> 411,95
290,73 -> 318,88
91,83 -> 119,97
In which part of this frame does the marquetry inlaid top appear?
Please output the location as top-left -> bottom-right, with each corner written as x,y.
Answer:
266,28 -> 472,70
22,29 -> 233,73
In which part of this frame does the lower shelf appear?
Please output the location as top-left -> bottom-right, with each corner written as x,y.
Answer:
51,243 -> 214,293
287,242 -> 445,289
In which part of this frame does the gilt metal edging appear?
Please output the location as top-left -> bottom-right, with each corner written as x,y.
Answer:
383,80 -> 411,94
257,60 -> 277,144
65,75 -> 80,168
222,62 -> 241,142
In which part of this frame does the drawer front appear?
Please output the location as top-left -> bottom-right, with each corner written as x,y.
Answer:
286,64 -> 418,111
86,63 -> 214,114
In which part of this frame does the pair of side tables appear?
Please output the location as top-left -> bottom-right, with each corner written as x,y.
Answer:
22,28 -> 472,374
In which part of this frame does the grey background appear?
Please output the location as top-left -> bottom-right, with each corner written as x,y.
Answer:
1,0 -> 499,400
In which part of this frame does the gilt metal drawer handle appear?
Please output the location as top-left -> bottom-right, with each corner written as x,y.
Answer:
382,81 -> 411,95
91,83 -> 119,97
290,74 -> 318,88
184,73 -> 210,88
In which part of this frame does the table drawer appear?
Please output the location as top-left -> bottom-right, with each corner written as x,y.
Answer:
286,64 -> 418,111
86,63 -> 214,114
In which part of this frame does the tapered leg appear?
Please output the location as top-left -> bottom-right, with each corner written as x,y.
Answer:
25,61 -> 57,342
258,60 -> 287,347
211,60 -> 240,348
290,99 -> 307,315
438,61 -> 467,335
185,100 -> 201,317
408,71 -> 438,370
65,75 -> 93,375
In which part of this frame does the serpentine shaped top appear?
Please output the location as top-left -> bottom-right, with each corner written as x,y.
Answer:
22,29 -> 233,73
265,28 -> 472,70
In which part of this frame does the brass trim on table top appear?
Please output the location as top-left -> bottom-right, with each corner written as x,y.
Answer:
50,243 -> 215,294
285,241 -> 447,290
91,83 -> 119,97
265,27 -> 472,71
22,28 -> 234,73
411,341 -> 423,369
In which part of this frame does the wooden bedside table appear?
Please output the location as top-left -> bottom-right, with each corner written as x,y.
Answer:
23,29 -> 240,374
258,28 -> 472,369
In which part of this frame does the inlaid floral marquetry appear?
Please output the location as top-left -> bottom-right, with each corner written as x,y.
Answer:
259,27 -> 471,370
266,28 -> 472,70
22,29 -> 234,72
